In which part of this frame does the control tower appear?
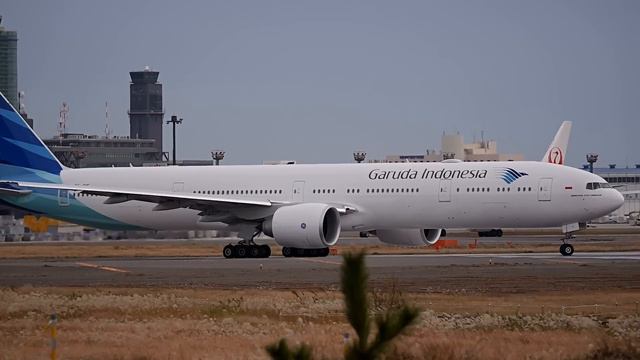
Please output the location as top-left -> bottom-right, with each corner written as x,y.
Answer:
0,16 -> 18,109
128,67 -> 164,153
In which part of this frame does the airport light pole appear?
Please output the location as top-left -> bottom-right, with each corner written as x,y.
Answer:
353,151 -> 366,163
166,115 -> 183,165
211,150 -> 225,166
586,153 -> 598,173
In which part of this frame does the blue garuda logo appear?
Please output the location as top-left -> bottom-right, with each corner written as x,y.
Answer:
496,168 -> 528,184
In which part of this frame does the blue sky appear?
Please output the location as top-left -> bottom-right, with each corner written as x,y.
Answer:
3,0 -> 639,166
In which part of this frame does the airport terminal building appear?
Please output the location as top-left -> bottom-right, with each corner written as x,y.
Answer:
591,165 -> 640,222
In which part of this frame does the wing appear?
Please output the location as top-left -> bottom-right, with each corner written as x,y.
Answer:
2,181 -> 356,223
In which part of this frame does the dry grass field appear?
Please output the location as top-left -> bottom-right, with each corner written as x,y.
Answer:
1,286 -> 638,359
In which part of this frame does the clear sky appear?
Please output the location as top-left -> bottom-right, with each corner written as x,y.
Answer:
3,0 -> 639,166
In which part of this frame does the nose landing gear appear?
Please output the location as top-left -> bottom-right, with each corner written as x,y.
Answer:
559,243 -> 574,256
559,233 -> 575,256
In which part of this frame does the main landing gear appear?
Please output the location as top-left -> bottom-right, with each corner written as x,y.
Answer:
559,234 -> 575,256
223,244 -> 331,258
281,247 -> 330,258
223,243 -> 271,258
223,230 -> 271,259
221,231 -> 331,259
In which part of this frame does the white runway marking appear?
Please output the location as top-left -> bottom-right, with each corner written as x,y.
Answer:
75,262 -> 130,273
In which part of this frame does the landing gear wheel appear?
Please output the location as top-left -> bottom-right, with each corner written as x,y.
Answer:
560,243 -> 574,256
249,246 -> 260,258
223,245 -> 234,259
282,247 -> 293,257
496,229 -> 503,237
235,245 -> 247,258
260,245 -> 271,258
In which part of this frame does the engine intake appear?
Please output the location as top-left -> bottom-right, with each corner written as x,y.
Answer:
263,203 -> 341,248
376,228 -> 442,246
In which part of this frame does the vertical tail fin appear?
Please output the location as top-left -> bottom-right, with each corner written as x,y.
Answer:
542,121 -> 572,165
0,91 -> 63,177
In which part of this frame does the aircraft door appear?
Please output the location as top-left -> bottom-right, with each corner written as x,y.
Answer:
58,189 -> 70,207
438,180 -> 451,202
538,178 -> 552,201
172,182 -> 185,193
292,181 -> 305,202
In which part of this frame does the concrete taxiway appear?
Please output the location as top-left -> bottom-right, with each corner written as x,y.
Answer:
1,252 -> 638,294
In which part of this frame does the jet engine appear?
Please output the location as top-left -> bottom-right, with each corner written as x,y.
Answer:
262,203 -> 341,248
376,228 -> 442,246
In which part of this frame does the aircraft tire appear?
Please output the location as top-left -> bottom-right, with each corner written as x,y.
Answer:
282,247 -> 293,257
223,245 -> 235,259
249,246 -> 260,258
235,245 -> 247,258
560,244 -> 574,256
260,245 -> 271,258
496,229 -> 503,237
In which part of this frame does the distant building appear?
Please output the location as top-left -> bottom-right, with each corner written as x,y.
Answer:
0,16 -> 18,109
380,132 -> 523,163
588,164 -> 640,221
42,67 -> 168,168
129,67 -> 164,154
43,133 -> 161,168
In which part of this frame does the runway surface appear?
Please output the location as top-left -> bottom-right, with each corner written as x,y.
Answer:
1,252 -> 638,294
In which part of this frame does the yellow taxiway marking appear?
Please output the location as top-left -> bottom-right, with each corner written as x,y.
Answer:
75,262 -> 130,273
296,258 -> 342,266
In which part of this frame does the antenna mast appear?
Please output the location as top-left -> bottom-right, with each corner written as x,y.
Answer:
58,102 -> 69,139
104,101 -> 112,138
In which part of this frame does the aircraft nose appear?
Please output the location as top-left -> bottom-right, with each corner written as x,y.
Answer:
612,191 -> 625,210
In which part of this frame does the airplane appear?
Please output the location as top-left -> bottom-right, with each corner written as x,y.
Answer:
474,120 -> 573,238
0,92 -> 624,258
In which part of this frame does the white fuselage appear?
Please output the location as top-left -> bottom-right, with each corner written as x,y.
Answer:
61,161 -> 623,232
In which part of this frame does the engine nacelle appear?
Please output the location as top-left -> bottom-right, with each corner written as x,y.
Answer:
262,203 -> 341,248
376,228 -> 442,246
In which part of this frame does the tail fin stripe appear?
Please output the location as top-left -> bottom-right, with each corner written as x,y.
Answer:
3,137 -> 55,158
0,108 -> 28,126
0,92 -> 63,176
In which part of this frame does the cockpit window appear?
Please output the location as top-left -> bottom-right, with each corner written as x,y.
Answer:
586,182 -> 611,190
